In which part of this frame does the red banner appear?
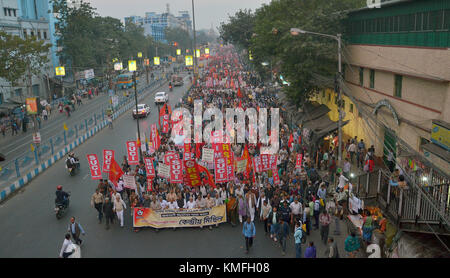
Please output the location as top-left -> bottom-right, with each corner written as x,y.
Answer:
102,150 -> 114,173
126,141 -> 139,165
143,157 -> 155,177
150,124 -> 160,150
162,114 -> 170,134
221,143 -> 234,181
261,154 -> 270,172
295,154 -> 303,169
214,156 -> 228,183
253,156 -> 263,173
86,154 -> 102,180
272,167 -> 280,185
164,151 -> 178,164
183,160 -> 202,187
170,158 -> 183,183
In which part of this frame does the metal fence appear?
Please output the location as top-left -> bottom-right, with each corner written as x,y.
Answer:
350,167 -> 450,232
0,77 -> 165,188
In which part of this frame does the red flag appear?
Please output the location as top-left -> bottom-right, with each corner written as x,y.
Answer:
237,87 -> 243,98
288,133 -> 294,150
242,144 -> 252,178
198,164 -> 215,188
109,158 -> 124,187
238,99 -> 242,109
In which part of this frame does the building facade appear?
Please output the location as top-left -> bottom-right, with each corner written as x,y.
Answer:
125,9 -> 192,42
313,0 -> 450,174
0,0 -> 57,104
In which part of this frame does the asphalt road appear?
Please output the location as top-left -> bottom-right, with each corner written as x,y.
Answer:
0,69 -> 356,258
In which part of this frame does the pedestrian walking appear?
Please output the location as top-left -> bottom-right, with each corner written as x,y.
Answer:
319,209 -> 331,245
268,206 -> 280,242
304,241 -> 317,258
67,217 -> 85,245
362,211 -> 374,244
294,222 -> 303,258
113,194 -> 127,227
278,219 -> 290,256
242,217 -> 256,254
345,231 -> 361,258
260,199 -> 271,235
91,189 -> 104,223
0,120 -> 5,137
59,233 -> 75,258
326,237 -> 340,258
103,197 -> 115,230
42,109 -> 48,121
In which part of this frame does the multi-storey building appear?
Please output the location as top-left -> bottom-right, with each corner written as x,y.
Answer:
313,0 -> 449,174
0,0 -> 58,104
125,8 -> 192,42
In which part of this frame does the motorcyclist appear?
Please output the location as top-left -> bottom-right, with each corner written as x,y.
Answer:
66,152 -> 80,171
169,82 -> 173,91
55,185 -> 69,208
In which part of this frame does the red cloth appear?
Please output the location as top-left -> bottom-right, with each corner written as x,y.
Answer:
108,158 -> 124,187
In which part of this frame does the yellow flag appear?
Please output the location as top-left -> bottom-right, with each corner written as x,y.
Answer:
63,123 -> 68,131
31,144 -> 35,152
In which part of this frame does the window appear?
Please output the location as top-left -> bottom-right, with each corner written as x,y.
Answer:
359,67 -> 364,86
8,9 -> 11,16
350,103 -> 354,113
445,10 -> 450,30
37,31 -> 41,39
419,137 -> 430,152
13,9 -> 16,17
0,93 -> 3,105
328,92 -> 331,102
23,29 -> 27,38
32,84 -> 39,96
370,69 -> 375,89
334,94 -> 338,105
15,88 -> 22,97
30,30 -> 34,37
43,31 -> 47,39
3,8 -> 7,16
423,12 -> 431,31
394,75 -> 402,98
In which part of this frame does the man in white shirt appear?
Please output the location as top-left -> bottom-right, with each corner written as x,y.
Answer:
336,172 -> 348,192
343,158 -> 351,179
59,233 -> 74,258
168,200 -> 179,210
289,197 -> 303,225
348,142 -> 356,163
184,196 -> 196,209
159,196 -> 169,210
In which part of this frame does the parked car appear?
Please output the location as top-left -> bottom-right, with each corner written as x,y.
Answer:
132,104 -> 150,119
154,92 -> 168,105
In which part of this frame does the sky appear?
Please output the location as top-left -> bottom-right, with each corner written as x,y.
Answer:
86,0 -> 271,31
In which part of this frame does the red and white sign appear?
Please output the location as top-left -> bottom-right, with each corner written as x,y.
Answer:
272,167 -> 280,185
33,132 -> 41,144
214,156 -> 227,183
170,158 -> 183,183
261,154 -> 270,171
162,114 -> 170,134
253,156 -> 263,173
295,154 -> 303,169
150,124 -> 160,150
102,150 -> 115,173
147,177 -> 153,192
143,157 -> 155,177
126,141 -> 139,165
269,155 -> 277,169
86,154 -> 102,180
164,151 -> 178,164
158,163 -> 170,178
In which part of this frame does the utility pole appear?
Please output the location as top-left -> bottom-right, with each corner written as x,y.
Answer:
337,33 -> 343,166
133,71 -> 143,162
191,0 -> 198,82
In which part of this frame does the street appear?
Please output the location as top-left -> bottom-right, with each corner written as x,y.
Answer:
0,72 -> 356,258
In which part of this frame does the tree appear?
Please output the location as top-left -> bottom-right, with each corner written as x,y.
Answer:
219,9 -> 255,49
164,27 -> 192,52
219,0 -> 365,105
0,31 -> 50,88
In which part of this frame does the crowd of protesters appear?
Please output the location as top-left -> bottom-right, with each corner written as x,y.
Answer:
88,45 -> 368,258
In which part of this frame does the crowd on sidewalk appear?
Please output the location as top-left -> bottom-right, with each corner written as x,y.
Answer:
68,45 -> 378,258
0,85 -> 104,140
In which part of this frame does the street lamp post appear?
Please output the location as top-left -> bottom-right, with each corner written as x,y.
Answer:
133,70 -> 143,162
290,28 -> 343,166
191,0 -> 198,82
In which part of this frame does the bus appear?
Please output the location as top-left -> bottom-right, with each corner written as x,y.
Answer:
116,73 -> 139,89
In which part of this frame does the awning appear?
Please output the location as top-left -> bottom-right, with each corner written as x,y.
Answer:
303,115 -> 336,132
294,103 -> 330,125
314,120 -> 349,140
422,143 -> 450,163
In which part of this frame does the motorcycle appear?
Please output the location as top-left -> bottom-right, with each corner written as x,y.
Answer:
169,84 -> 173,92
65,159 -> 80,176
55,192 -> 70,219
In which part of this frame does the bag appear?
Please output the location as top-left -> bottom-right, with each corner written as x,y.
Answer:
363,164 -> 369,172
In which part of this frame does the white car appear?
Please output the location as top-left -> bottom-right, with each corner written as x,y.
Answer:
154,92 -> 168,105
132,104 -> 150,118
